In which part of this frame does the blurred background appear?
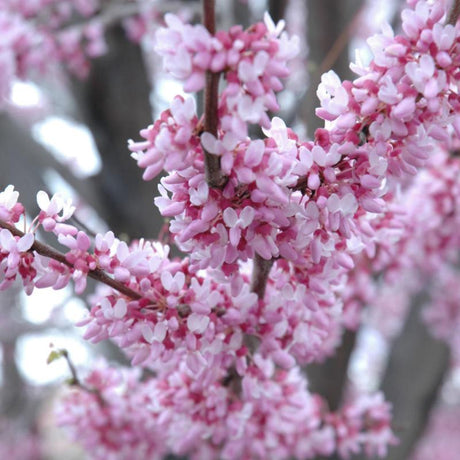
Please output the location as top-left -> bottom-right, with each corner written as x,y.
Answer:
1,0 -> 459,459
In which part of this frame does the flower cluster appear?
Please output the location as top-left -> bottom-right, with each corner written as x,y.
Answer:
155,12 -> 299,130
0,0 -> 165,106
1,0 -> 104,98
0,185 -> 24,223
134,1 -> 460,291
346,149 -> 460,345
58,358 -> 394,460
0,228 -> 34,293
327,393 -> 397,459
56,364 -> 166,460
81,244 -> 258,372
4,0 -> 460,458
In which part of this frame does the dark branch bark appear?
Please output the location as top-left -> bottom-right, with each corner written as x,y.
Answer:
201,0 -> 226,189
60,348 -> 106,406
448,0 -> 460,25
306,328 -> 357,411
250,254 -> 274,300
376,299 -> 450,460
203,0 -> 216,35
203,72 -> 225,188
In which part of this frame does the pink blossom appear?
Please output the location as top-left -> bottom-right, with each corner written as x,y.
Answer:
0,185 -> 24,223
5,2 -> 460,459
316,70 -> 350,120
330,393 -> 397,459
0,228 -> 35,292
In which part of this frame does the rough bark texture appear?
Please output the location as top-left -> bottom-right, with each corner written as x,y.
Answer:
73,25 -> 162,240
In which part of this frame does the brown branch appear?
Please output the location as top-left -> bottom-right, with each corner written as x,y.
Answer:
1,220 -> 229,320
60,349 -> 106,406
244,255 -> 275,355
60,349 -> 81,386
0,219 -> 142,300
203,0 -> 216,35
201,0 -> 227,189
250,254 -> 274,300
448,0 -> 460,25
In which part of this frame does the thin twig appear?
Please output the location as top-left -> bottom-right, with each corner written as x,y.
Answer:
318,4 -> 364,76
61,349 -> 81,385
447,0 -> 460,25
0,219 -> 142,300
60,349 -> 106,406
201,0 -> 227,189
52,3 -> 140,34
56,1 -> 200,35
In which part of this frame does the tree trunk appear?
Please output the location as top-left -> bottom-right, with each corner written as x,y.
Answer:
377,300 -> 450,460
73,25 -> 163,240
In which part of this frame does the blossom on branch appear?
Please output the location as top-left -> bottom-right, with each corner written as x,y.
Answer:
3,0 -> 460,458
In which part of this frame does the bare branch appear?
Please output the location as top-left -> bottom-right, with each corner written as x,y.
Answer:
448,0 -> 460,25
250,254 -> 274,300
201,0 -> 227,189
59,349 -> 106,406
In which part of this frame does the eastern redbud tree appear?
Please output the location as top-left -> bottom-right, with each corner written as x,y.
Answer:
2,0 -> 460,459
